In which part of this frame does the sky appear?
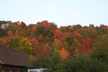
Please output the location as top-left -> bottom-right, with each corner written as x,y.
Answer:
0,0 -> 108,26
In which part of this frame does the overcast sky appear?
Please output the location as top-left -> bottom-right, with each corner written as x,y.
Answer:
0,0 -> 108,26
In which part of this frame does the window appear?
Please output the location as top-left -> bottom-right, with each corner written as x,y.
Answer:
28,68 -> 48,72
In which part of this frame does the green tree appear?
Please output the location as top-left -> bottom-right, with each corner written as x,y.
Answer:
9,37 -> 32,55
92,34 -> 108,63
0,29 -> 6,37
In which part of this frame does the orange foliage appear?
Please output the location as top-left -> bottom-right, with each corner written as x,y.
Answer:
31,27 -> 36,32
53,29 -> 63,40
59,47 -> 70,60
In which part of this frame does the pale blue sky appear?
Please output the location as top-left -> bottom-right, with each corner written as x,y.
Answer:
0,0 -> 108,26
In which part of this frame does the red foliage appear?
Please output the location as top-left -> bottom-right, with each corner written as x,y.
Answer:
31,27 -> 36,32
29,37 -> 39,45
32,44 -> 50,57
41,20 -> 51,29
73,31 -> 81,38
41,46 -> 50,57
80,38 -> 92,54
53,29 -> 64,40
7,31 -> 13,36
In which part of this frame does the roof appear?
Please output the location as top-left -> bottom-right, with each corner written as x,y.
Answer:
0,45 -> 30,66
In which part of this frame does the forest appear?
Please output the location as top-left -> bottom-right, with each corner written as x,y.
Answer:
0,20 -> 108,72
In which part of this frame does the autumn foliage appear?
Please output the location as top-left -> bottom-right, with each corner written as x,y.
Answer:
59,47 -> 70,60
0,20 -> 108,63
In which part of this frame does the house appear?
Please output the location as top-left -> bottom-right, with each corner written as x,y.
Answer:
0,45 -> 30,72
0,21 -> 11,29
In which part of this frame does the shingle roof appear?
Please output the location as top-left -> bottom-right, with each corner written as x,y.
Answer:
0,45 -> 30,66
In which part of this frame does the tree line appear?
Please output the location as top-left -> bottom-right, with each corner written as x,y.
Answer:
0,20 -> 108,72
